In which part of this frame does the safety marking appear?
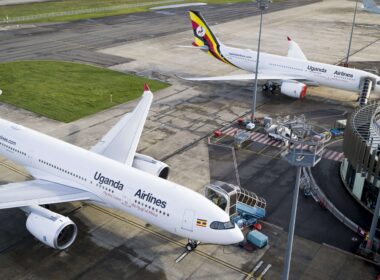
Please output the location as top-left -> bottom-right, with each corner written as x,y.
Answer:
262,138 -> 271,145
175,251 -> 189,263
223,127 -> 235,135
175,241 -> 201,263
246,260 -> 263,280
256,264 -> 272,280
226,128 -> 238,136
249,132 -> 260,139
219,128 -> 344,162
323,150 -> 333,158
251,133 -> 263,141
255,134 -> 267,142
252,260 -> 264,274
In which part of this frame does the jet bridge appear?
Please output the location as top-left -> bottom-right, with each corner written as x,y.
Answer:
204,181 -> 266,228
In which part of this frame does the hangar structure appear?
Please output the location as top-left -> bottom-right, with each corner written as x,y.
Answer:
342,102 -> 380,211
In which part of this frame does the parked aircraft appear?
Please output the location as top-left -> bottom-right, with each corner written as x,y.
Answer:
0,84 -> 243,251
362,0 -> 380,14
184,11 -> 380,101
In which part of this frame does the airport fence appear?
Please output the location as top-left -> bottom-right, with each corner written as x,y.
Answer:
0,0 -> 184,24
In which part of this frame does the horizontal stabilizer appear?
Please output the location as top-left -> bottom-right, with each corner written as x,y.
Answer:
173,45 -> 209,51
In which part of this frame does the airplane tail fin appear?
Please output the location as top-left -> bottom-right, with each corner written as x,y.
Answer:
363,0 -> 377,8
189,10 -> 230,64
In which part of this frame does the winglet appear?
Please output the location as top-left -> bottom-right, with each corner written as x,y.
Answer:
287,36 -> 292,41
144,83 -> 150,92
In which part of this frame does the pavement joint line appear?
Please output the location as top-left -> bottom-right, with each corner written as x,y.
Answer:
87,203 -> 250,276
260,220 -> 284,231
322,243 -> 379,266
336,38 -> 380,65
0,160 -> 31,179
245,260 -> 264,280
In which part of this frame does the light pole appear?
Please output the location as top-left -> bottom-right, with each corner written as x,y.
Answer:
251,0 -> 269,123
280,116 -> 325,280
344,0 -> 359,67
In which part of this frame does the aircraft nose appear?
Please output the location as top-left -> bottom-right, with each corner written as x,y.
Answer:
232,227 -> 244,244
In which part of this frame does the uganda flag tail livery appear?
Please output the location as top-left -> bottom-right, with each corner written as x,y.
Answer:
189,10 -> 233,66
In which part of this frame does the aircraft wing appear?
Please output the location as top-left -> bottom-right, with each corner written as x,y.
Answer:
180,73 -> 308,82
91,84 -> 153,166
0,180 -> 101,209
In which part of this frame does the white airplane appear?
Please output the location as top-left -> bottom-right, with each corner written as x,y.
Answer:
184,11 -> 380,100
362,0 -> 380,14
0,84 -> 243,251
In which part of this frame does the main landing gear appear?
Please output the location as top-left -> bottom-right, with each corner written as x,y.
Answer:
262,82 -> 278,93
186,239 -> 198,251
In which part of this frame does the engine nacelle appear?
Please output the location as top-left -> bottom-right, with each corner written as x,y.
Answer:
280,81 -> 307,99
25,206 -> 77,250
132,153 -> 170,179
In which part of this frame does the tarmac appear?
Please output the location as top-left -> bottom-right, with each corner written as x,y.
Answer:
0,0 -> 379,279
312,142 -> 379,236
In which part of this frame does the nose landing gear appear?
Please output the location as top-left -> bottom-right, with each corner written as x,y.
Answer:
186,239 -> 199,251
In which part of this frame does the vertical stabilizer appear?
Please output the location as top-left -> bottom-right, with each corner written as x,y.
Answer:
189,10 -> 232,65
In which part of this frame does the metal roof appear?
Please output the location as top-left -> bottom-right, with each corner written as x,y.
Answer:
351,101 -> 380,151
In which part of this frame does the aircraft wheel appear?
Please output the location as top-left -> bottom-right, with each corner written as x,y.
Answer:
186,244 -> 193,251
262,84 -> 268,91
186,240 -> 198,251
269,85 -> 276,92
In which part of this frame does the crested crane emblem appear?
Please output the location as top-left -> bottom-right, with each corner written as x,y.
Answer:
196,26 -> 206,37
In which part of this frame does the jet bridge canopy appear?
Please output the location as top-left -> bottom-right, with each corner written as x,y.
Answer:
204,181 -> 238,217
204,181 -> 267,217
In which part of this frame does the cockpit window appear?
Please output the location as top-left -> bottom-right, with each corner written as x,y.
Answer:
210,221 -> 235,230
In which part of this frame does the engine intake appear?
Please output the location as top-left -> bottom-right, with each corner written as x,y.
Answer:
281,81 -> 307,99
132,153 -> 170,179
25,206 -> 77,250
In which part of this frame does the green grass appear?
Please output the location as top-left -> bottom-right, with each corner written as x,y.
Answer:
0,60 -> 169,123
0,0 -> 265,23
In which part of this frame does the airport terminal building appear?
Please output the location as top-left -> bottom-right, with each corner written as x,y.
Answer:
342,102 -> 380,212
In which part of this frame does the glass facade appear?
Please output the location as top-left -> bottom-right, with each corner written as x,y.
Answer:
345,163 -> 356,191
361,180 -> 379,211
342,102 -> 380,214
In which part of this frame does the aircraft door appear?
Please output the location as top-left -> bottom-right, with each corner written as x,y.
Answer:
181,209 -> 195,232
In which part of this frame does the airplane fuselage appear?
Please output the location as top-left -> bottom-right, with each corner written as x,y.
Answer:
362,0 -> 380,14
220,45 -> 380,93
0,119 -> 243,244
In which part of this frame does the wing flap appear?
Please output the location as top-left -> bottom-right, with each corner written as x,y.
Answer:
0,180 -> 100,209
91,85 -> 153,165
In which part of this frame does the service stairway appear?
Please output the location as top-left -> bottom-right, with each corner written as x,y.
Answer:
359,78 -> 373,106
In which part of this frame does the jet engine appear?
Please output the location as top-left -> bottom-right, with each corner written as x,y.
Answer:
132,153 -> 170,179
25,206 -> 77,250
280,81 -> 307,99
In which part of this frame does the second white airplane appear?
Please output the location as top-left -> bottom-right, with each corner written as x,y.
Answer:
185,11 -> 380,101
362,0 -> 380,14
0,84 -> 243,251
